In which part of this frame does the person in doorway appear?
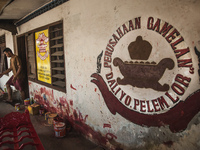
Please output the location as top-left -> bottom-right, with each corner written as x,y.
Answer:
0,48 -> 25,103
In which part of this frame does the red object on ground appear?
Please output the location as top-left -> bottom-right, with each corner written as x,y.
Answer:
0,109 -> 44,150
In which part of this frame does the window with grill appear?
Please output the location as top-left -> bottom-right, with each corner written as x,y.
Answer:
25,21 -> 66,92
49,23 -> 65,89
0,35 -> 8,73
26,33 -> 36,79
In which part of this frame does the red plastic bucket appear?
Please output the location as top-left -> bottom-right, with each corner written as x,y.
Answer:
54,122 -> 66,138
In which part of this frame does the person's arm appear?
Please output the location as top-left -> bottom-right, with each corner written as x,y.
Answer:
0,68 -> 12,78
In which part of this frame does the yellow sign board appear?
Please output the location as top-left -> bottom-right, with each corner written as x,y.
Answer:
35,29 -> 51,84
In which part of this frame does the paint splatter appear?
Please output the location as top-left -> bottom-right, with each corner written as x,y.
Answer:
70,100 -> 73,106
70,84 -> 77,90
103,124 -> 111,128
29,84 -> 113,149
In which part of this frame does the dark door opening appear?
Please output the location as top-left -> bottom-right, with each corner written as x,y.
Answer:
17,35 -> 29,99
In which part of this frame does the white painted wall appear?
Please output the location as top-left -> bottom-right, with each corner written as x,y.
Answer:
8,0 -> 200,149
0,30 -> 15,90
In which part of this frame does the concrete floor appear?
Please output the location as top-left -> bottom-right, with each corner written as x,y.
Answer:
0,95 -> 105,150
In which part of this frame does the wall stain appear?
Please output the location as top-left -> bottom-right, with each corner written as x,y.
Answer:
31,86 -> 120,149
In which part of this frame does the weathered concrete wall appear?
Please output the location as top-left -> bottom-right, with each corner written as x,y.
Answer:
15,0 -> 200,149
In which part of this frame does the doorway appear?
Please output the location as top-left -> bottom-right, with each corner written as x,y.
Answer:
17,35 -> 29,99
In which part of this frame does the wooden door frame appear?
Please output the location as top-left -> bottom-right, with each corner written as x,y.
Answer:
16,35 -> 29,99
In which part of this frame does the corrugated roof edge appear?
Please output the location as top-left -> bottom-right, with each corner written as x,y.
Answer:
15,0 -> 69,26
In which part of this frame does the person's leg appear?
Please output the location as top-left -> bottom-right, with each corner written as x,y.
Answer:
20,90 -> 25,101
14,78 -> 26,102
6,83 -> 12,102
5,76 -> 14,102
